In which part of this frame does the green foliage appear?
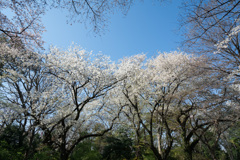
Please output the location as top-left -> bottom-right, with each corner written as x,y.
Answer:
229,137 -> 240,159
70,139 -> 102,160
0,125 -> 27,160
32,144 -> 60,160
168,145 -> 211,160
168,146 -> 184,160
102,131 -> 134,160
0,125 -> 26,148
0,140 -> 24,160
0,124 -> 43,160
141,148 -> 156,160
223,123 -> 240,160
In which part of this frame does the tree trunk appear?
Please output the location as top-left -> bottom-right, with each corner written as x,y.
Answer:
135,124 -> 143,160
151,145 -> 163,160
135,140 -> 143,160
135,147 -> 143,160
157,132 -> 163,156
183,146 -> 192,160
209,149 -> 217,160
60,139 -> 69,160
24,128 -> 35,160
60,151 -> 69,160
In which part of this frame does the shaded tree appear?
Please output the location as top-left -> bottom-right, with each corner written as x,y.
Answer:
102,130 -> 134,160
0,124 -> 41,160
70,137 -> 102,160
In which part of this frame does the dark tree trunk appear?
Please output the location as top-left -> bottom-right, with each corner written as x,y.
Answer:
183,145 -> 193,160
60,147 -> 70,160
24,128 -> 35,160
135,123 -> 144,160
60,153 -> 69,160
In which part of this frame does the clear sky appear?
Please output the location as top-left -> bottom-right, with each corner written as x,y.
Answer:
42,1 -> 182,61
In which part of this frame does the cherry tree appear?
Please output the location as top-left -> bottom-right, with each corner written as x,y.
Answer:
1,41 -> 239,159
0,43 -> 123,160
39,45 -> 123,160
114,51 -> 237,160
182,0 -> 240,80
0,0 -> 45,49
0,43 -> 47,159
0,0 -> 134,43
182,1 -> 240,157
115,52 -> 194,159
45,0 -> 134,33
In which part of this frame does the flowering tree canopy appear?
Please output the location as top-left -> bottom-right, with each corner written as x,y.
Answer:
0,43 -> 239,160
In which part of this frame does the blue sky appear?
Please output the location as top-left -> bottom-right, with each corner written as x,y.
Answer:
42,1 -> 182,61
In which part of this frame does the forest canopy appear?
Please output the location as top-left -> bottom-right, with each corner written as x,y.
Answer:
1,0 -> 240,160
